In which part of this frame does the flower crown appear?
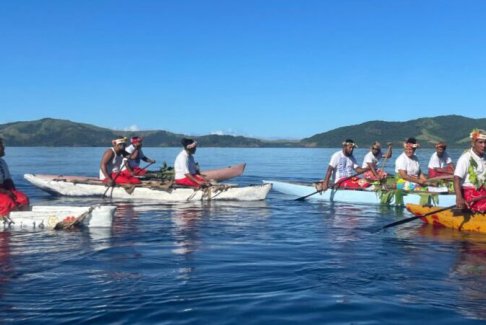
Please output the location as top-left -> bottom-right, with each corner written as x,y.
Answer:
403,142 -> 419,149
470,129 -> 486,141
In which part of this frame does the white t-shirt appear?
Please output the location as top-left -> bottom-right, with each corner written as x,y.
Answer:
428,152 -> 452,169
328,150 -> 358,181
395,152 -> 421,177
362,151 -> 380,168
174,150 -> 198,180
0,158 -> 11,184
454,149 -> 486,188
125,144 -> 146,168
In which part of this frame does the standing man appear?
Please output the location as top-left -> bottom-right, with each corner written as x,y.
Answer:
125,136 -> 156,176
428,141 -> 454,178
454,129 -> 486,212
0,138 -> 29,217
319,139 -> 370,191
174,138 -> 210,188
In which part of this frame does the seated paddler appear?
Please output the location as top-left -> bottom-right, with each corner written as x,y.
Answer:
125,136 -> 156,176
0,138 -> 29,218
362,141 -> 392,182
454,129 -> 486,213
318,139 -> 370,191
394,137 -> 428,191
99,136 -> 141,186
174,138 -> 210,188
428,141 -> 454,179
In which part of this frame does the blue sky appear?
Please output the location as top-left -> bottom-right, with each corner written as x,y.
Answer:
0,1 -> 485,139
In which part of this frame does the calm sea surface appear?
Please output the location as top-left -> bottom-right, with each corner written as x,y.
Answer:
1,147 -> 486,324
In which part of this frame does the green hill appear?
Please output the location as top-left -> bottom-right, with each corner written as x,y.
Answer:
301,115 -> 486,148
0,118 -> 277,147
0,115 -> 483,147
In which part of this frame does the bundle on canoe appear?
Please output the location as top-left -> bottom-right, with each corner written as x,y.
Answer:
143,162 -> 246,182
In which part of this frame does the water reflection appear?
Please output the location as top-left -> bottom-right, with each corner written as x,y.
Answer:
0,232 -> 13,299
416,225 -> 486,320
112,204 -> 140,237
170,204 -> 202,256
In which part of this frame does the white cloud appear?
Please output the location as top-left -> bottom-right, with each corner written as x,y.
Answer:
210,129 -> 240,136
124,125 -> 140,132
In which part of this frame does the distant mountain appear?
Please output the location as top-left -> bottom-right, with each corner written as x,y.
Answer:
0,118 -> 291,147
0,115 -> 483,147
301,115 -> 486,148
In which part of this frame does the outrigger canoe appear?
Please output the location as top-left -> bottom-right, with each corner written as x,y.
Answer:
3,205 -> 116,230
263,180 -> 455,207
25,174 -> 271,202
406,204 -> 486,234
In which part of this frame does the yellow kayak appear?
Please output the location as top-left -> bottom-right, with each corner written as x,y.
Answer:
406,203 -> 486,234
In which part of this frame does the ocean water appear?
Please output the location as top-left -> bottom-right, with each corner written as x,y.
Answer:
1,147 -> 486,324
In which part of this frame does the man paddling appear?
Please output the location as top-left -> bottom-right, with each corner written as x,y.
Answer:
362,141 -> 392,181
174,138 -> 210,188
428,141 -> 454,178
454,129 -> 486,212
0,138 -> 29,218
318,139 -> 370,191
125,136 -> 156,176
395,137 -> 428,191
99,136 -> 141,186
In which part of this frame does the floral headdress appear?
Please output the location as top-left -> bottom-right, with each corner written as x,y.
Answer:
470,129 -> 486,141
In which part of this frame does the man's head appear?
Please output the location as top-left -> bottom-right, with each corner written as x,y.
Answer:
435,141 -> 447,157
342,139 -> 357,156
470,129 -> 486,156
112,136 -> 127,153
370,141 -> 381,155
403,137 -> 419,157
181,138 -> 198,153
131,136 -> 143,147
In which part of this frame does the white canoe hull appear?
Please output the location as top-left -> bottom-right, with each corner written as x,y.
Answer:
4,205 -> 116,230
25,174 -> 271,202
263,180 -> 456,207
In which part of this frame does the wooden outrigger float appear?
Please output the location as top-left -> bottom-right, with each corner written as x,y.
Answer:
3,205 -> 116,230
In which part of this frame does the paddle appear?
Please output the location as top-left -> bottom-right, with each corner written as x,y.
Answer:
380,204 -> 457,231
134,161 -> 154,176
295,168 -> 369,201
379,142 -> 393,171
380,195 -> 486,231
102,167 -> 124,199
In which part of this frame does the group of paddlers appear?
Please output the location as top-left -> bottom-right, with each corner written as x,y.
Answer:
99,136 -> 210,188
0,135 -> 208,218
317,129 -> 486,213
0,129 -> 485,217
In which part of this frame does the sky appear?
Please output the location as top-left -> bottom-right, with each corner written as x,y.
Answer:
0,1 -> 485,140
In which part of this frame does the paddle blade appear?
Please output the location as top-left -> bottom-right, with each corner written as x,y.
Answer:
295,190 -> 319,201
379,204 -> 457,232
